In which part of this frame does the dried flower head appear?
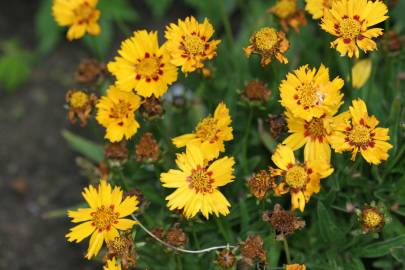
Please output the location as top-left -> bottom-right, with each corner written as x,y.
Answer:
263,204 -> 305,240
106,234 -> 137,270
268,0 -> 307,33
359,206 -> 385,233
240,235 -> 267,266
75,58 -> 106,84
382,31 -> 404,53
244,27 -> 289,66
141,96 -> 164,119
242,80 -> 272,102
217,249 -> 236,269
66,90 -> 97,126
104,141 -> 128,162
135,132 -> 160,162
125,188 -> 145,208
247,170 -> 274,200
268,114 -> 287,139
150,227 -> 165,240
165,223 -> 187,247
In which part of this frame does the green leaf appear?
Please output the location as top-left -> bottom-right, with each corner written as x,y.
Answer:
145,0 -> 173,18
316,201 -> 346,245
82,17 -> 112,59
98,0 -> 138,22
62,130 -> 104,162
353,235 -> 405,258
35,0 -> 61,54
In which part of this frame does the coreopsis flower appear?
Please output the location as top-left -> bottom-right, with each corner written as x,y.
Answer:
135,132 -> 160,162
66,181 -> 139,259
172,102 -> 233,161
329,99 -> 393,165
75,58 -> 106,85
359,206 -> 385,233
165,16 -> 221,74
160,144 -> 235,219
305,0 -> 333,19
96,85 -> 141,142
282,110 -> 350,163
52,0 -> 100,40
217,250 -> 236,269
240,235 -> 267,266
66,90 -> 97,126
262,204 -> 305,240
285,264 -> 307,270
352,59 -> 372,89
247,170 -> 274,200
268,0 -> 307,32
106,235 -> 137,270
241,80 -> 272,102
271,145 -> 333,212
108,30 -> 178,98
320,0 -> 389,58
279,64 -> 344,121
243,27 -> 289,66
104,258 -> 122,270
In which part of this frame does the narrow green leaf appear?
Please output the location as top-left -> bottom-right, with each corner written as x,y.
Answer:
316,201 -> 346,245
35,0 -> 61,54
62,130 -> 104,162
353,235 -> 405,258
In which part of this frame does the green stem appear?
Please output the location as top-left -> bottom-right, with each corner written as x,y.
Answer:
176,254 -> 183,270
241,106 -> 253,175
283,237 -> 291,264
347,58 -> 353,92
220,1 -> 234,48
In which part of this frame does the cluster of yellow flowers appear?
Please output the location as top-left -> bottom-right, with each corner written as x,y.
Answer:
56,0 -> 394,268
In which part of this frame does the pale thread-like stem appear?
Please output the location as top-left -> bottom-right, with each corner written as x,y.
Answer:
131,214 -> 237,254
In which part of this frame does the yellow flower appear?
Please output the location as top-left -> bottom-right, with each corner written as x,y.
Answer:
320,0 -> 389,58
329,99 -> 392,165
104,258 -> 121,270
96,85 -> 141,142
305,0 -> 333,20
172,102 -> 233,161
108,30 -> 178,98
268,0 -> 307,32
243,27 -> 289,67
285,264 -> 307,270
352,59 -> 372,89
52,0 -> 100,40
279,64 -> 344,121
271,145 -> 333,212
165,16 -> 221,74
161,144 -> 235,219
283,110 -> 350,163
66,181 -> 138,259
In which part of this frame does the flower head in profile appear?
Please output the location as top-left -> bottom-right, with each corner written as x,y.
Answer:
305,0 -> 333,19
285,264 -> 307,270
160,144 -> 235,219
283,110 -> 350,163
96,85 -> 141,142
329,99 -> 392,165
271,145 -> 333,212
52,0 -> 100,40
279,64 -> 344,121
172,102 -> 233,161
244,27 -> 289,67
66,181 -> 138,259
352,58 -> 372,89
320,0 -> 389,58
104,257 -> 121,270
268,0 -> 307,32
165,16 -> 221,74
108,30 -> 178,98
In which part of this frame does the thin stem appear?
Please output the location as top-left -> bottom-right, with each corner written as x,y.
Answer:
283,237 -> 291,264
220,1 -> 234,48
241,106 -> 253,175
131,214 -> 237,254
347,58 -> 353,91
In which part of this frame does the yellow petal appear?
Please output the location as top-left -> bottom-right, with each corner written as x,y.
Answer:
352,59 -> 372,89
66,221 -> 95,243
86,230 -> 105,259
114,218 -> 137,230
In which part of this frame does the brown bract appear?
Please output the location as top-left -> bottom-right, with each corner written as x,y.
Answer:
242,80 -> 272,102
135,132 -> 160,162
244,27 -> 289,67
105,234 -> 137,270
262,204 -> 305,240
217,249 -> 236,268
65,90 -> 97,127
240,235 -> 267,266
75,58 -> 106,85
247,170 -> 274,200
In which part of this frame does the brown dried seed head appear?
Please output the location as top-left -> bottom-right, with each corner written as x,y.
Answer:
382,31 -> 403,53
75,58 -> 106,84
165,223 -> 187,247
241,235 -> 267,266
265,204 -> 305,239
247,170 -> 273,200
104,141 -> 128,161
141,96 -> 163,119
150,228 -> 165,240
360,207 -> 385,233
242,80 -> 272,102
268,114 -> 287,139
135,132 -> 160,162
217,250 -> 236,269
